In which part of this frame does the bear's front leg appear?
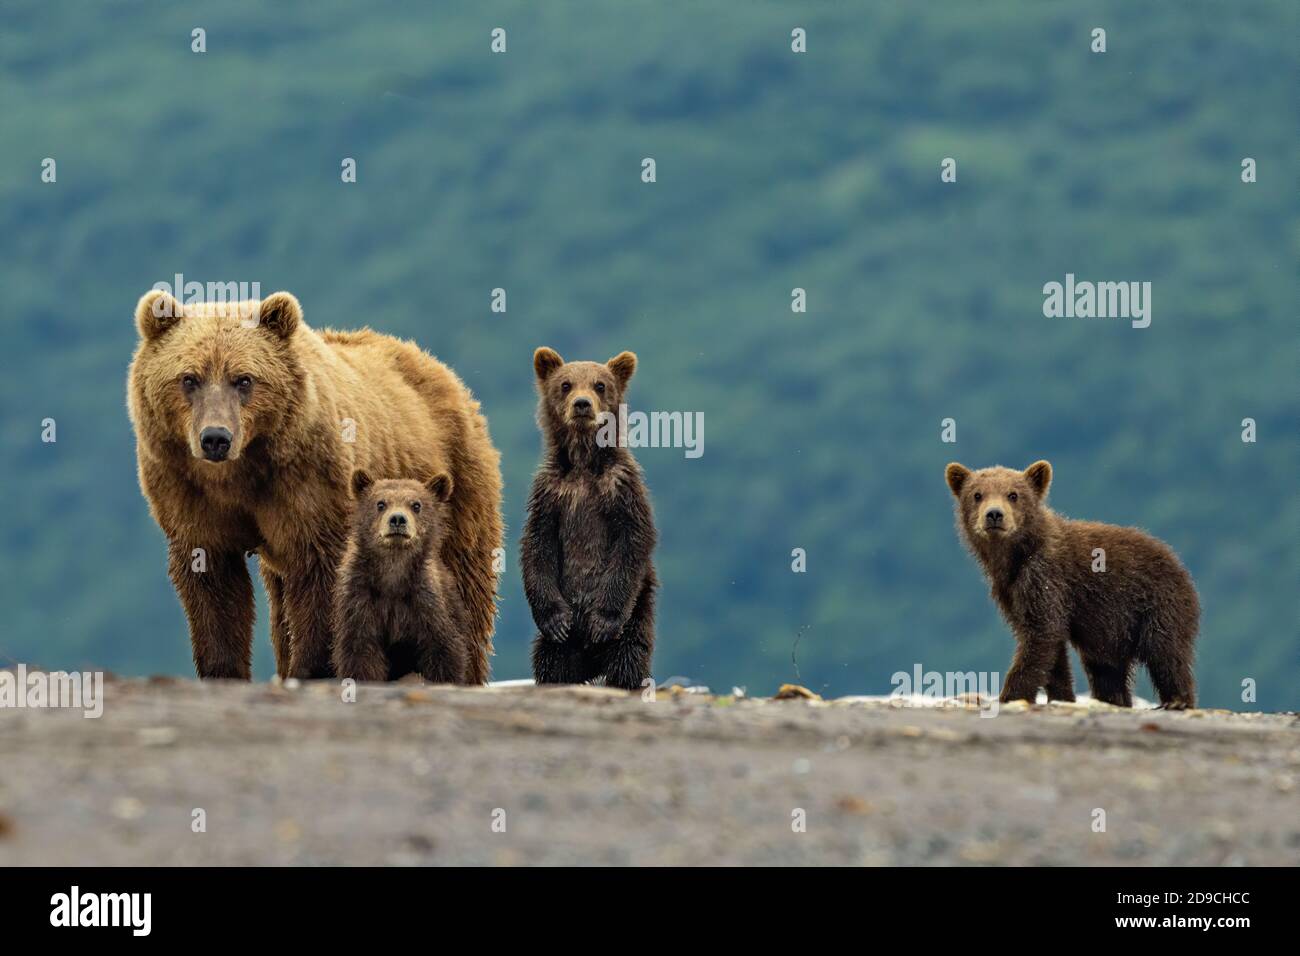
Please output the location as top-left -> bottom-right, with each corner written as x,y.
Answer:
332,633 -> 388,683
521,496 -> 572,643
331,591 -> 387,682
1081,655 -> 1134,707
284,550 -> 339,679
1044,642 -> 1076,702
412,594 -> 470,684
417,640 -> 469,685
169,542 -> 254,680
1000,630 -> 1064,704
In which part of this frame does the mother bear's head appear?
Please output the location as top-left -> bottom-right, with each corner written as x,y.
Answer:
128,289 -> 304,465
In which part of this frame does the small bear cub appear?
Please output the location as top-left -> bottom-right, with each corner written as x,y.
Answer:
946,460 -> 1199,709
332,470 -> 471,683
522,347 -> 658,690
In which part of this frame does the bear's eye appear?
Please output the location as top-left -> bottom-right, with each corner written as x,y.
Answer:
595,382 -> 605,393
560,381 -> 571,393
234,375 -> 253,392
1008,492 -> 1018,502
973,492 -> 983,502
411,501 -> 421,514
181,374 -> 199,392
376,501 -> 386,513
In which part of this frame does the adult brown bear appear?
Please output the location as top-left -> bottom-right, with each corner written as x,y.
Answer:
126,289 -> 502,681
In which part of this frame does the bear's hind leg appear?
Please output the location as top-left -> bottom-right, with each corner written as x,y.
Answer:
1137,605 -> 1198,710
598,639 -> 653,692
1147,657 -> 1196,710
531,635 -> 595,685
595,586 -> 655,692
260,564 -> 292,680
1082,656 -> 1133,707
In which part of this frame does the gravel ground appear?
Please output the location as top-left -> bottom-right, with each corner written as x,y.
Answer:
1,675 -> 1297,865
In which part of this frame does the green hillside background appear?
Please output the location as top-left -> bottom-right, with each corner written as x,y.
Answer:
1,1 -> 1295,709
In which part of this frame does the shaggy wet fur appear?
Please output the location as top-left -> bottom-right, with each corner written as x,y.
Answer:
127,290 -> 502,681
946,460 -> 1198,709
332,472 -> 470,683
522,348 -> 657,690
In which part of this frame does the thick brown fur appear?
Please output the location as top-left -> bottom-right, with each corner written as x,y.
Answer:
332,472 -> 470,683
522,348 -> 657,690
945,460 -> 1198,709
127,290 -> 502,681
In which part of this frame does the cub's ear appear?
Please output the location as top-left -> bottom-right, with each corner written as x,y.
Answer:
426,473 -> 454,503
945,463 -> 971,497
135,289 -> 184,341
1024,460 -> 1052,496
257,291 -> 301,340
534,347 -> 564,382
607,351 -> 637,388
351,469 -> 373,498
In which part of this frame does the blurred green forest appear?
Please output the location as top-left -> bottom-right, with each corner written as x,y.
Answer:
1,1 -> 1295,709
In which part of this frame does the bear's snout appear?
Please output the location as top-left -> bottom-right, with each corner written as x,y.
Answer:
199,426 -> 233,462
380,507 -> 416,541
983,506 -> 1004,529
571,396 -> 594,415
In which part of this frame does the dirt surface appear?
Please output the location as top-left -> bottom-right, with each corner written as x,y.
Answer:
1,676 -> 1297,865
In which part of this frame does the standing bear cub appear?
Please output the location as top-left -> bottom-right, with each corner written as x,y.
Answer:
522,348 -> 658,690
332,471 -> 471,683
945,460 -> 1198,709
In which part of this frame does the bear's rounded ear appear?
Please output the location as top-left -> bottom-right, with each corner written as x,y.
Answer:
945,462 -> 971,497
1024,460 -> 1052,497
135,289 -> 184,341
426,473 -> 453,503
351,469 -> 373,498
257,292 -> 301,340
534,347 -> 564,382
607,351 -> 637,389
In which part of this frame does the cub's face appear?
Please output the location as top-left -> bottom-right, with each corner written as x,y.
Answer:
350,472 -> 453,554
128,290 -> 302,464
533,347 -> 637,434
945,461 -> 1053,541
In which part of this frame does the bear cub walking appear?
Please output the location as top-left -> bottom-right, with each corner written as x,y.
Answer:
945,460 -> 1198,709
522,347 -> 658,690
332,470 -> 471,683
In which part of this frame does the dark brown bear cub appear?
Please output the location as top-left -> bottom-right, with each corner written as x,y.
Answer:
522,348 -> 658,690
945,460 -> 1198,709
332,471 -> 471,684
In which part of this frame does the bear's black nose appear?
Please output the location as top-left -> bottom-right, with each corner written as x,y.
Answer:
985,507 -> 1004,526
572,397 -> 592,413
388,513 -> 408,530
200,426 -> 233,461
